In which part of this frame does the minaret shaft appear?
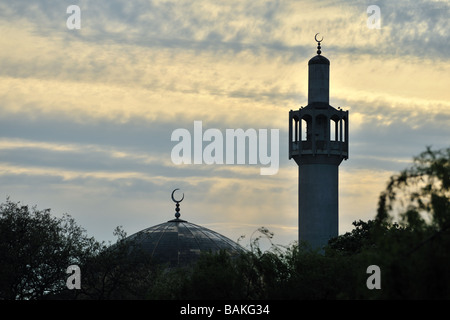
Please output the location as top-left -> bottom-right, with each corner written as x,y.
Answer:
298,163 -> 338,249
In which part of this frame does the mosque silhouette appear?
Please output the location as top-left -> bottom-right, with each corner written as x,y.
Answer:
121,35 -> 348,266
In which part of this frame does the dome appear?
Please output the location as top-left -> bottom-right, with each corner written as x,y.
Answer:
125,218 -> 243,267
123,190 -> 244,267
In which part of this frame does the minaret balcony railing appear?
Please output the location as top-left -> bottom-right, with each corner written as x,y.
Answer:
290,140 -> 348,158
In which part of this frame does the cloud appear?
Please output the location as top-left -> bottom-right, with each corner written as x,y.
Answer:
0,0 -> 448,247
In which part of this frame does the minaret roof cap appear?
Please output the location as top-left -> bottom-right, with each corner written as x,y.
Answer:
308,54 -> 330,65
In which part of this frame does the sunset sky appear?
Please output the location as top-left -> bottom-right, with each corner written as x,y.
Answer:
1,0 -> 449,249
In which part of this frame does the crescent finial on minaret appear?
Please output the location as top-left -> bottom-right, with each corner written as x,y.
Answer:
314,33 -> 323,55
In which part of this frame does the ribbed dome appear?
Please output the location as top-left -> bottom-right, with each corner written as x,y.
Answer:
124,217 -> 244,267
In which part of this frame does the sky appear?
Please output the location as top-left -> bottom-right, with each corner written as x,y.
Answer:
0,0 -> 449,250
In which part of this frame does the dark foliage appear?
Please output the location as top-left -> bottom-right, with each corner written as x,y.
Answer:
0,199 -> 99,299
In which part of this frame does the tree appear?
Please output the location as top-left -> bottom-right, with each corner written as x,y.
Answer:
377,146 -> 450,230
328,220 -> 379,255
0,198 -> 100,300
0,199 -> 160,300
373,147 -> 450,298
72,226 -> 159,300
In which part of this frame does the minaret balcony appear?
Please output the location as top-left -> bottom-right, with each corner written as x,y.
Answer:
289,107 -> 349,161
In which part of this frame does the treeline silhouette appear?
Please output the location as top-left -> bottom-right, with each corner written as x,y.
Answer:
1,147 -> 449,300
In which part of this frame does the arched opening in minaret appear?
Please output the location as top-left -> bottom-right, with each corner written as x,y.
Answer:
291,115 -> 306,144
292,116 -> 299,143
330,116 -> 341,142
301,118 -> 308,141
301,115 -> 311,142
330,118 -> 337,141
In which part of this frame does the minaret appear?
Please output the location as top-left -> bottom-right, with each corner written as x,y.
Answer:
289,34 -> 349,249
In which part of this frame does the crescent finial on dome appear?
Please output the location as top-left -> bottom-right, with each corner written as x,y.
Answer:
171,188 -> 184,219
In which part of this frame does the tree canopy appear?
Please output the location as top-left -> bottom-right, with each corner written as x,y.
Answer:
0,200 -> 100,299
